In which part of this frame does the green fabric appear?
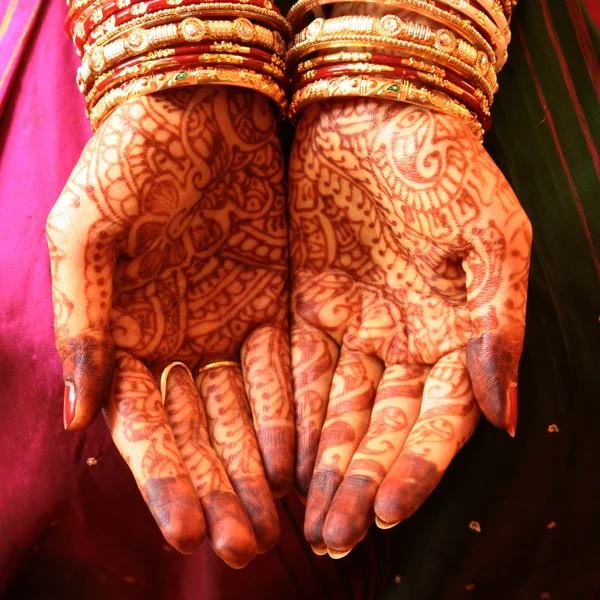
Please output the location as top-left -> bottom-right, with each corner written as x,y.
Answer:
278,0 -> 599,596
379,1 -> 600,598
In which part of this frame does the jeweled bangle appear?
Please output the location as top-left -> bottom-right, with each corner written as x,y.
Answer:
78,4 -> 287,56
472,0 -> 511,38
296,52 -> 483,98
296,63 -> 490,128
286,0 -> 495,59
286,35 -> 497,102
68,0 -> 282,40
89,65 -> 287,129
297,51 -> 432,72
78,2 -> 292,53
79,17 -> 285,90
289,75 -> 483,138
433,0 -> 508,69
85,51 -> 287,107
80,40 -> 285,93
292,15 -> 495,72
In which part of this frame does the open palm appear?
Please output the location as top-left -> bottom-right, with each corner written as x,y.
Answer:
289,99 -> 532,556
46,87 -> 293,565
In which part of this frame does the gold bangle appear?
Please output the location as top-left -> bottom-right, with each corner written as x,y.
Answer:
85,52 -> 286,107
82,42 -> 285,96
195,360 -> 241,376
81,3 -> 290,53
84,3 -> 292,48
286,36 -> 497,102
89,65 -> 287,129
433,0 -> 508,69
297,62 -> 490,115
160,361 -> 194,404
297,51 -> 446,76
292,15 -> 494,71
287,0 -> 495,61
79,17 -> 285,89
289,75 -> 484,139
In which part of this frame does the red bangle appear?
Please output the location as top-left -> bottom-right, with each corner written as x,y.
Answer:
66,0 -> 281,39
296,63 -> 491,130
296,51 -> 482,98
86,51 -> 288,110
80,41 -> 286,94
71,2 -> 288,54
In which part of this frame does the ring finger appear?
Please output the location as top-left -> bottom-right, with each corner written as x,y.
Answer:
162,363 -> 257,568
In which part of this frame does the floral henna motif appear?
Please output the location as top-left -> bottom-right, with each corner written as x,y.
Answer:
47,86 -> 291,557
289,99 -> 531,549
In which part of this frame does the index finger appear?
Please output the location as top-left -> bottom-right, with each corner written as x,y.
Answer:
105,351 -> 206,554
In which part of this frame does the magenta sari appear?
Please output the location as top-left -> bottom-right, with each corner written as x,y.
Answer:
0,1 -> 388,597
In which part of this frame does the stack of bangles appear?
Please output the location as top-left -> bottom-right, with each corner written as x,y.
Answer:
64,0 -> 292,129
285,0 -> 516,140
66,0 -> 516,137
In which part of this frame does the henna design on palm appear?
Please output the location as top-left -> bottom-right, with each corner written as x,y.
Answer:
289,99 -> 532,555
47,87 -> 293,562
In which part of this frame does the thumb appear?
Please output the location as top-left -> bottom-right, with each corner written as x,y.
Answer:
47,189 -> 116,431
463,210 -> 532,436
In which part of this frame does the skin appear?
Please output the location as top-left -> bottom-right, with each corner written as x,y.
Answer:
289,99 -> 532,556
46,86 -> 294,564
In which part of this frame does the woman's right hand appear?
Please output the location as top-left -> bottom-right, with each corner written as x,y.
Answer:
46,87 -> 294,566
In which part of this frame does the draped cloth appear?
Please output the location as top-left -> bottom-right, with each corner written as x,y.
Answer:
0,1 -> 598,598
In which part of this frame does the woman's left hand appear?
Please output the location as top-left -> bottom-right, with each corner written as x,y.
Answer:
289,99 -> 532,557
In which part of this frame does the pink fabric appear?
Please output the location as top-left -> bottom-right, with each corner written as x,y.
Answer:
0,1 -> 385,597
0,0 -> 44,117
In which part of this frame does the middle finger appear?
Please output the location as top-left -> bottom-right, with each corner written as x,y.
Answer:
196,362 -> 280,553
304,350 -> 384,549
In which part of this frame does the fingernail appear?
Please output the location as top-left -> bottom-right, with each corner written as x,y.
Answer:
507,382 -> 518,438
64,382 -> 76,430
327,547 -> 351,559
311,544 -> 327,556
375,515 -> 401,530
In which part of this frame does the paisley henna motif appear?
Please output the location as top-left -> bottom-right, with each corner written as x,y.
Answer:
47,86 -> 292,559
289,98 -> 531,552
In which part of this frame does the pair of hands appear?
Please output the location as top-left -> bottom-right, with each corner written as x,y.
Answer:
46,86 -> 531,567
